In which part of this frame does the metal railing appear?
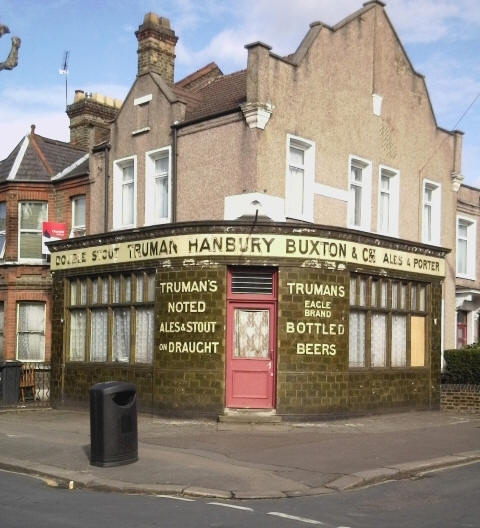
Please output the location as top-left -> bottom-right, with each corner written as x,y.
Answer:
0,361 -> 51,408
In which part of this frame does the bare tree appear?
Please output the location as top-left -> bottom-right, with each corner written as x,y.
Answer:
0,23 -> 21,71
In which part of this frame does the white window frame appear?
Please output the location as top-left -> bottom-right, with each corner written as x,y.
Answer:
285,134 -> 315,222
422,179 -> 441,245
18,201 -> 48,263
456,215 -> 476,280
70,195 -> 86,237
0,201 -> 6,259
348,155 -> 372,231
377,165 -> 400,237
144,146 -> 172,225
113,155 -> 137,230
16,301 -> 46,362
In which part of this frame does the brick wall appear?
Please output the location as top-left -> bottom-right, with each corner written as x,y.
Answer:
277,264 -> 349,415
154,265 -> 226,415
441,384 -> 480,414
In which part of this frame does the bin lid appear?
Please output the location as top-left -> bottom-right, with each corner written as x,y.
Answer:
90,381 -> 136,395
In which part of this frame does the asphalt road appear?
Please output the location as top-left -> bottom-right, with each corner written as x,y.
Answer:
1,462 -> 479,527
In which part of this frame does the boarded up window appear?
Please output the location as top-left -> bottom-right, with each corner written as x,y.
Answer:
410,316 -> 425,367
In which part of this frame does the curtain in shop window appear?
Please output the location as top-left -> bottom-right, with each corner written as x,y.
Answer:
70,310 -> 86,361
234,309 -> 270,358
135,308 -> 154,363
371,313 -> 387,367
17,303 -> 45,361
91,309 -> 108,362
349,311 -> 365,367
113,308 -> 130,362
392,314 -> 407,366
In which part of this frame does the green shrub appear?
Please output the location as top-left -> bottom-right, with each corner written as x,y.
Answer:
443,347 -> 480,384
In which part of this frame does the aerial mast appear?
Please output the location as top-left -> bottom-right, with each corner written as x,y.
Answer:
59,50 -> 69,109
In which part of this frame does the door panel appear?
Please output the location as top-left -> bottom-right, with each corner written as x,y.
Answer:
226,302 -> 276,409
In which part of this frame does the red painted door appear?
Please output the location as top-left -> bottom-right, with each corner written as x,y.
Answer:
226,301 -> 276,409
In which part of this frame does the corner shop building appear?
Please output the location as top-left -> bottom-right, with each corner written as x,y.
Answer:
49,222 -> 445,419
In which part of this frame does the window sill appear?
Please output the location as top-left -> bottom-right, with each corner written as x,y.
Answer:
348,224 -> 371,233
144,218 -> 171,226
131,127 -> 150,136
456,273 -> 476,281
17,259 -> 49,265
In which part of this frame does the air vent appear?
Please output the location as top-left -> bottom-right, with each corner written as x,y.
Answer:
231,270 -> 273,295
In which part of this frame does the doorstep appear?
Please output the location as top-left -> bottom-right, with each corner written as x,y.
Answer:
218,408 -> 283,424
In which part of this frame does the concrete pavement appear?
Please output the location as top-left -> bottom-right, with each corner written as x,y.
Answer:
0,408 -> 479,499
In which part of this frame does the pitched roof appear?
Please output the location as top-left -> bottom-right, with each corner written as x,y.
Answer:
175,62 -> 223,91
184,70 -> 247,121
0,138 -> 23,181
0,130 -> 87,183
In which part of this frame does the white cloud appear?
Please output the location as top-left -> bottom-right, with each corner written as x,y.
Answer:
0,82 -> 129,160
175,0 -> 480,73
0,108 -> 69,160
388,0 -> 480,43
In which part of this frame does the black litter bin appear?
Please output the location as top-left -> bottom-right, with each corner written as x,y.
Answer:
0,361 -> 22,405
89,381 -> 138,467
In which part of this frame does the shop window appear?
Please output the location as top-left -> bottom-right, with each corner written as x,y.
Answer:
422,180 -> 441,245
18,201 -> 48,261
348,156 -> 372,231
456,216 -> 476,279
16,302 -> 46,361
0,202 -> 6,259
67,271 -> 155,364
145,147 -> 171,225
113,156 -> 137,230
377,166 -> 399,237
349,275 -> 427,369
285,135 -> 314,222
71,196 -> 86,237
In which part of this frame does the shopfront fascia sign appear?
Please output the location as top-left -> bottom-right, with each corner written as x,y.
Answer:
50,233 -> 445,277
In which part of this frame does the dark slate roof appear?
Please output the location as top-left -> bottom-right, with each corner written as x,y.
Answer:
0,138 -> 23,182
184,70 -> 247,121
35,135 -> 86,177
0,132 -> 87,183
54,157 -> 89,181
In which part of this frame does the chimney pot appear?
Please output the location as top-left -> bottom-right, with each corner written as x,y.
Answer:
135,12 -> 178,83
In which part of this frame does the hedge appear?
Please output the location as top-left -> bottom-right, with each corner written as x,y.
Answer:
443,346 -> 480,384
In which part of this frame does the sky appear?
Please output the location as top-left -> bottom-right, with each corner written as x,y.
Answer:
1,0 -> 479,185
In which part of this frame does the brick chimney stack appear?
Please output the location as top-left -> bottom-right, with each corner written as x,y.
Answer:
67,90 -> 122,150
135,13 -> 178,83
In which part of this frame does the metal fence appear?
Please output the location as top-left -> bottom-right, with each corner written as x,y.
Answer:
0,362 -> 51,408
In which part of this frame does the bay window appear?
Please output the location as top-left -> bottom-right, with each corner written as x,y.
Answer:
18,201 -> 48,261
0,202 -> 6,259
